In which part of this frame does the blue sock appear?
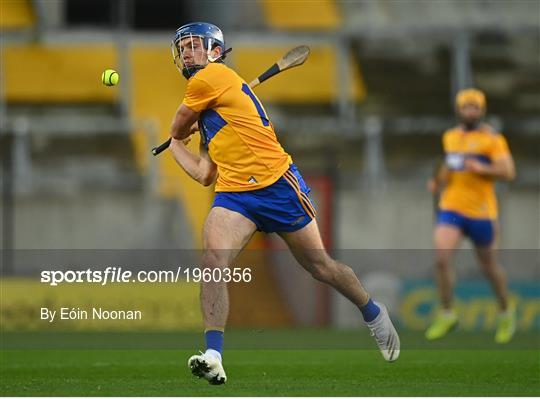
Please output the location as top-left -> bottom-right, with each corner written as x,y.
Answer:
205,330 -> 224,354
360,298 -> 380,322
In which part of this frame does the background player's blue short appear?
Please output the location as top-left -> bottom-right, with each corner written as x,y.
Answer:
212,164 -> 315,233
437,210 -> 494,247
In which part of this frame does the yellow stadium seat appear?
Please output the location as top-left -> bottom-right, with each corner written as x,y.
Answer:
0,0 -> 35,30
3,45 -> 117,102
261,0 -> 340,30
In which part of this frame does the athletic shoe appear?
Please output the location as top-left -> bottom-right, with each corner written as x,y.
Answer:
425,309 -> 458,341
365,302 -> 400,362
188,352 -> 227,385
495,306 -> 516,344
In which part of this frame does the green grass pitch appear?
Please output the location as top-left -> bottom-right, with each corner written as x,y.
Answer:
1,330 -> 539,396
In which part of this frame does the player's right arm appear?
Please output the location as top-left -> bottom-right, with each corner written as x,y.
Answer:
170,104 -> 200,140
170,71 -> 217,140
169,139 -> 217,186
427,162 -> 450,193
168,69 -> 220,186
428,131 -> 452,193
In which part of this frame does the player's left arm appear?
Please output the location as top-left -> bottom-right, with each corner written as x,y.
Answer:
464,134 -> 516,181
465,156 -> 515,181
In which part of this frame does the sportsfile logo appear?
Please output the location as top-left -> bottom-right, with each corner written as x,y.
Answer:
40,267 -> 252,286
40,267 -> 171,286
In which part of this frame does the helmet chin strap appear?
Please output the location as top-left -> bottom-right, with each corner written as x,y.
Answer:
182,64 -> 205,80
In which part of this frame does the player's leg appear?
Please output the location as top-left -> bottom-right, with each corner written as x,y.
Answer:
471,221 -> 515,343
189,206 -> 257,384
434,224 -> 462,309
425,220 -> 463,340
279,219 -> 369,307
200,206 -> 257,331
279,219 -> 400,362
473,222 -> 509,310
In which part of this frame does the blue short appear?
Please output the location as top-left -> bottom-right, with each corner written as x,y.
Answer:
212,164 -> 316,233
437,210 -> 494,247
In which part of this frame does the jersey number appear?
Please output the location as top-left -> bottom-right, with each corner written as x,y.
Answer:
241,83 -> 270,126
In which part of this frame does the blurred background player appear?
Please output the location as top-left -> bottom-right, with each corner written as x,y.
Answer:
167,22 -> 400,384
426,89 -> 517,343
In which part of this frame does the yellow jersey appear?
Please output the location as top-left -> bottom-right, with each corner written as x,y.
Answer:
439,124 -> 511,219
182,62 -> 292,192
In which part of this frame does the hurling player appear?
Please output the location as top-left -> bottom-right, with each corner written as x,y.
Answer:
426,89 -> 516,344
166,22 -> 400,384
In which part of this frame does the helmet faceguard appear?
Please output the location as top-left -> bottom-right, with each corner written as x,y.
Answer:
171,22 -> 229,79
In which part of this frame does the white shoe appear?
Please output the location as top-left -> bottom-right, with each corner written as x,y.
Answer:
365,302 -> 400,362
188,352 -> 227,385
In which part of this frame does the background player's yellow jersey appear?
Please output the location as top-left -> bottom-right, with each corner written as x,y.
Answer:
182,62 -> 292,192
439,124 -> 511,219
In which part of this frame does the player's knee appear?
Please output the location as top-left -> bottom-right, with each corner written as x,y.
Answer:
478,260 -> 497,276
309,259 -> 337,284
435,257 -> 450,271
201,250 -> 226,269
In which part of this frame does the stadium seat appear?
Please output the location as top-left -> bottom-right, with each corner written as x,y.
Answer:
261,0 -> 340,30
3,45 -> 117,102
0,0 -> 35,30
